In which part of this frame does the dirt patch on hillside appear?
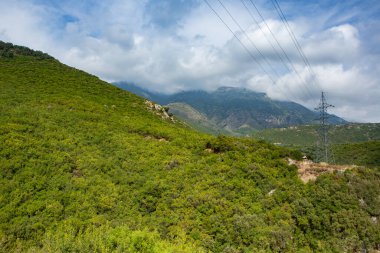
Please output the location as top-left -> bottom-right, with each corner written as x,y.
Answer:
288,158 -> 354,183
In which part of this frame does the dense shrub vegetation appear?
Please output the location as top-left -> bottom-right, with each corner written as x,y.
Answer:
332,141 -> 380,167
252,124 -> 380,147
0,41 -> 53,60
252,125 -> 380,167
1,42 -> 379,252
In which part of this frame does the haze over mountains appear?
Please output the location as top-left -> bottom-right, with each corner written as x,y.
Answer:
115,82 -> 346,135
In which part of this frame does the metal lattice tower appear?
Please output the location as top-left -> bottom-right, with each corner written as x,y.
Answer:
315,92 -> 334,163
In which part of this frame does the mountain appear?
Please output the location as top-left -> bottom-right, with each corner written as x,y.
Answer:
115,82 -> 346,134
164,102 -> 225,135
1,41 -> 380,252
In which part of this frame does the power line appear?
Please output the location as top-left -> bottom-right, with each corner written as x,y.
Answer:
240,0 -> 287,70
203,0 -> 296,102
217,0 -> 310,101
216,0 -> 282,80
202,0 -> 277,85
219,0 -> 318,104
273,0 -> 314,73
244,0 -> 316,101
271,0 -> 322,93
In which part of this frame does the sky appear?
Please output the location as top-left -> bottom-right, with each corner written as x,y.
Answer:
0,0 -> 379,122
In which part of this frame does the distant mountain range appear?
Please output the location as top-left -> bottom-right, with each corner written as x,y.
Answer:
114,82 -> 347,135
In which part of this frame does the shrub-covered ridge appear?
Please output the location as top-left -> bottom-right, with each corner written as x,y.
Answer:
0,42 -> 379,252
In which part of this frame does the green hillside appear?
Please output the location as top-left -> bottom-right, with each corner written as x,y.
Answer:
332,141 -> 380,167
1,42 -> 380,252
252,124 -> 380,146
251,124 -> 380,166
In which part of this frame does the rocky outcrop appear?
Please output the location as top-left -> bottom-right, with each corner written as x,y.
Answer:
144,100 -> 174,122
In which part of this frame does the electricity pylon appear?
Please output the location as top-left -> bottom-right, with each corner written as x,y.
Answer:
315,91 -> 334,163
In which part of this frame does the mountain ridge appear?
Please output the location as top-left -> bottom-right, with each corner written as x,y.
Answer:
115,82 -> 347,134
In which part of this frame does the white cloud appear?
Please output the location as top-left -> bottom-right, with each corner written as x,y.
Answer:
305,24 -> 360,64
0,1 -> 52,51
0,0 -> 379,122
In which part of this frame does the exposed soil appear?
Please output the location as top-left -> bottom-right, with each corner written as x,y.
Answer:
288,158 -> 354,183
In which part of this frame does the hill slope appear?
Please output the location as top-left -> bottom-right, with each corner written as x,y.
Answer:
252,123 -> 380,146
1,41 -> 380,252
115,83 -> 346,134
251,124 -> 380,166
332,141 -> 380,167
